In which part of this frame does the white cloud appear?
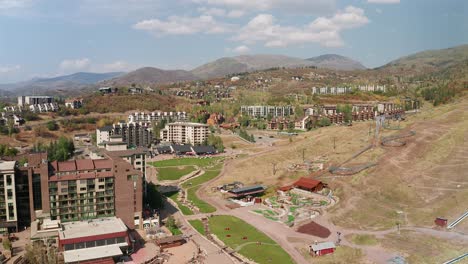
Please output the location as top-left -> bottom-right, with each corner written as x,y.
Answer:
227,10 -> 245,18
232,45 -> 250,54
367,0 -> 400,4
0,65 -> 21,74
59,58 -> 91,72
376,8 -> 382,14
133,15 -> 232,35
234,6 -> 369,48
192,0 -> 335,14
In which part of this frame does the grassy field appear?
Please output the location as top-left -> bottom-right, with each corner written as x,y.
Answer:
166,191 -> 194,215
182,169 -> 221,188
208,215 -> 295,264
150,157 -> 222,168
188,219 -> 205,235
346,234 -> 378,246
187,186 -> 216,213
380,231 -> 468,264
157,166 -> 197,181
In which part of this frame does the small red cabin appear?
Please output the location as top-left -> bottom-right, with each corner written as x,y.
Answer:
310,242 -> 336,256
434,217 -> 448,228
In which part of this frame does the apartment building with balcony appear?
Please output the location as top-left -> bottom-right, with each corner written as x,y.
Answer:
240,105 -> 294,118
0,161 -> 18,233
128,111 -> 188,123
17,95 -> 54,107
12,152 -> 143,230
96,122 -> 154,148
160,122 -> 209,145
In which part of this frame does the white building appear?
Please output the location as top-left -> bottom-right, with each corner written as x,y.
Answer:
241,105 -> 294,118
18,96 -> 54,107
160,122 -> 209,145
0,161 -> 18,232
128,111 -> 188,123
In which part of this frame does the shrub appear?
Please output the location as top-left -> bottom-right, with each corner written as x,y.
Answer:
46,121 -> 59,131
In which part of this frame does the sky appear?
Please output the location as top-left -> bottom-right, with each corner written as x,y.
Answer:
0,0 -> 467,83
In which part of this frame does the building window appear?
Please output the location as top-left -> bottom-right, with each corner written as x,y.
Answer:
98,178 -> 105,182
80,187 -> 86,191
64,244 -> 74,251
85,241 -> 95,248
61,188 -> 68,193
32,174 -> 42,210
6,175 -> 12,186
7,190 -> 13,200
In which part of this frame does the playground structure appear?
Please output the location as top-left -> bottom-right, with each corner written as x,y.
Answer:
255,187 -> 335,226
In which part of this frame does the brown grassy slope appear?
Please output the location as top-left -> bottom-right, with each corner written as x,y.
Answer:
83,93 -> 183,113
330,96 -> 468,230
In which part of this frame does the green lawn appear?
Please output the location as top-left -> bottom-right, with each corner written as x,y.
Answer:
182,169 -> 221,188
208,215 -> 294,264
157,166 -> 197,181
187,186 -> 216,213
166,192 -> 194,215
189,219 -> 205,235
150,157 -> 222,168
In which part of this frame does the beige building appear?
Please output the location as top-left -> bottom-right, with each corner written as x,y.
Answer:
160,122 -> 209,145
0,161 -> 17,232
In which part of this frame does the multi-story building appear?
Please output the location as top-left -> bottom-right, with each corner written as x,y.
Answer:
11,152 -> 143,230
29,103 -> 59,113
0,161 -> 18,233
160,122 -> 209,145
240,105 -> 294,118
128,111 -> 188,124
96,122 -> 154,148
17,95 -> 54,107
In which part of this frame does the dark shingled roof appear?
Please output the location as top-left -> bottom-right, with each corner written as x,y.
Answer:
230,185 -> 265,195
192,145 -> 216,154
98,125 -> 113,132
156,145 -> 172,154
171,144 -> 193,153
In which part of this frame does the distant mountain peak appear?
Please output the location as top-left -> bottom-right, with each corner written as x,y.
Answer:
306,54 -> 366,70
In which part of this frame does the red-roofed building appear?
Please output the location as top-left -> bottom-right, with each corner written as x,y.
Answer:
292,177 -> 324,193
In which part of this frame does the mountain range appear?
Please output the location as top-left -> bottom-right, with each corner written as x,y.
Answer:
2,44 -> 467,96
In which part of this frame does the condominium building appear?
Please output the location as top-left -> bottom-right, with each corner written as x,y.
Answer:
18,95 -> 54,107
160,122 -> 209,145
240,105 -> 294,118
0,161 -> 18,233
128,111 -> 188,123
96,122 -> 154,148
10,152 -> 143,230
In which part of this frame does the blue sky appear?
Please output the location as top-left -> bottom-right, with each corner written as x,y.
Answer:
0,0 -> 467,83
